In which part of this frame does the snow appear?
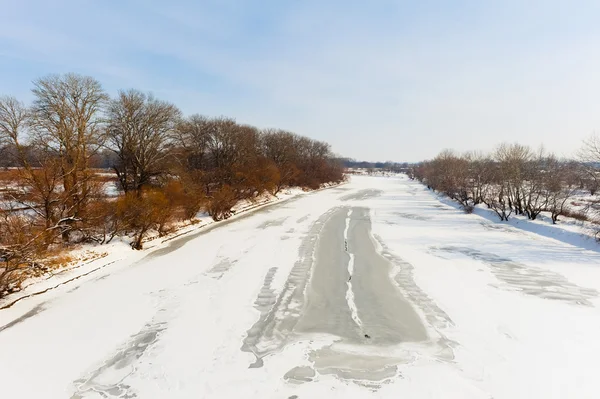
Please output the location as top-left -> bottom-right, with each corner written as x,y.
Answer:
102,181 -> 120,197
2,175 -> 600,398
0,186 -> 316,309
370,177 -> 600,398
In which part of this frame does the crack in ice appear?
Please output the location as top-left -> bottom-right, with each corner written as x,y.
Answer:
344,209 -> 362,329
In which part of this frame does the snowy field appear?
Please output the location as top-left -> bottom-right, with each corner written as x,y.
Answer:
1,175 -> 600,398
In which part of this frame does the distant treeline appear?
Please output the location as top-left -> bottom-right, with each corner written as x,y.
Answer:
339,159 -> 412,171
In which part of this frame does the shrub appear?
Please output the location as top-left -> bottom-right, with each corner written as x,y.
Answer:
0,212 -> 47,298
463,204 -> 475,214
206,184 -> 237,221
82,198 -> 120,244
116,190 -> 173,249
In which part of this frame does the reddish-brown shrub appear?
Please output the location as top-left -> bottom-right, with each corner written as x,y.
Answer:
83,199 -> 120,244
0,212 -> 48,297
206,184 -> 237,221
115,190 -> 173,249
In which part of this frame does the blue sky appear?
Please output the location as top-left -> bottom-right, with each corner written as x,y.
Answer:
2,0 -> 600,161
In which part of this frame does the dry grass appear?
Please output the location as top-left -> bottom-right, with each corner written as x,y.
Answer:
0,168 -> 21,181
43,253 -> 75,271
562,208 -> 591,222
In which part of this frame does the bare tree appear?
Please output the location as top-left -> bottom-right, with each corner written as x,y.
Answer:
543,155 -> 578,224
29,74 -> 108,240
175,114 -> 211,171
0,96 -> 62,239
485,175 -> 513,220
106,89 -> 181,193
494,143 -> 532,216
579,133 -> 600,164
261,129 -> 301,194
578,133 -> 600,195
0,96 -> 29,163
464,151 -> 494,205
520,147 -> 549,220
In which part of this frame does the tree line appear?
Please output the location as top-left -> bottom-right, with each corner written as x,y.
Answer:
340,159 -> 410,171
0,73 -> 344,296
410,142 -> 599,223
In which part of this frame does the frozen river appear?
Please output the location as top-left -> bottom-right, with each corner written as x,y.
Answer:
1,175 -> 600,398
